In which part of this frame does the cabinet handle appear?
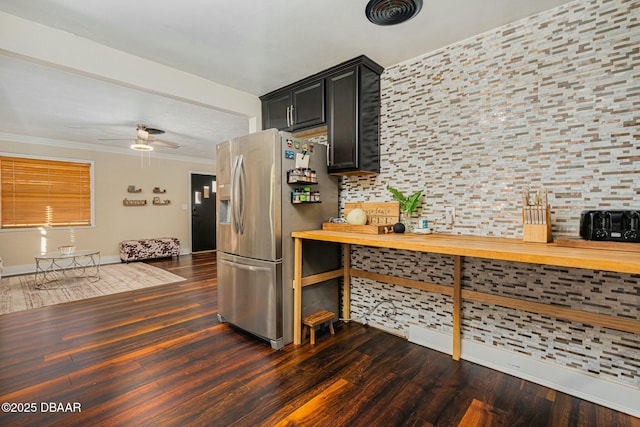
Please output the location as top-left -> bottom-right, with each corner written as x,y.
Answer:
286,106 -> 290,127
290,105 -> 295,126
326,141 -> 331,166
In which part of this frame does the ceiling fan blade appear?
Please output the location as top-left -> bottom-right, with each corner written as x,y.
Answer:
98,125 -> 178,149
137,124 -> 165,135
149,139 -> 180,149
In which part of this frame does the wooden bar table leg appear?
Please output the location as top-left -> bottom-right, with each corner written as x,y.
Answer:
293,237 -> 303,345
453,255 -> 462,360
343,243 -> 351,322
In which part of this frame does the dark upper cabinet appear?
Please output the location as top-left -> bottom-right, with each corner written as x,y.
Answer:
260,55 -> 382,175
327,56 -> 382,175
262,92 -> 291,131
261,79 -> 325,132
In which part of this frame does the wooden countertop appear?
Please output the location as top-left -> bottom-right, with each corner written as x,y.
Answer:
291,230 -> 640,275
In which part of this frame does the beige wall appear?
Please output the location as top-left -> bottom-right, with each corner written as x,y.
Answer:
0,140 -> 214,272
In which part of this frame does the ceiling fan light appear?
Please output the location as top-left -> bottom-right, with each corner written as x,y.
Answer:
137,128 -> 150,140
131,143 -> 153,151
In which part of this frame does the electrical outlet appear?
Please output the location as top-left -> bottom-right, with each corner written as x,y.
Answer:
444,206 -> 455,226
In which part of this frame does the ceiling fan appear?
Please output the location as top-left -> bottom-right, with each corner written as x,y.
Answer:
100,124 -> 180,151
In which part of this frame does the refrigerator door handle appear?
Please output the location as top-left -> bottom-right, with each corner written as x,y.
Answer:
219,257 -> 273,273
237,154 -> 247,234
231,155 -> 241,233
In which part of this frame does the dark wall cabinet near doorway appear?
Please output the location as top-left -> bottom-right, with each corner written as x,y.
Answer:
260,56 -> 383,176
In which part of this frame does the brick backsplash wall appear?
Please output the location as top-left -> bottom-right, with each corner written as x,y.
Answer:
340,0 -> 640,389
343,0 -> 638,236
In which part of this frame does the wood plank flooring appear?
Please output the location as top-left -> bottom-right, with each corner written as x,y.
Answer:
0,252 -> 638,426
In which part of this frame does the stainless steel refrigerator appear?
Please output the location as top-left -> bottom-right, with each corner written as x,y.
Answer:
216,128 -> 340,349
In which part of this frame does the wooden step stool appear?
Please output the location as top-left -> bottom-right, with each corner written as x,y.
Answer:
302,310 -> 335,345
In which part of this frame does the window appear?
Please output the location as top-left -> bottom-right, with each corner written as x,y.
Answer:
1,155 -> 93,229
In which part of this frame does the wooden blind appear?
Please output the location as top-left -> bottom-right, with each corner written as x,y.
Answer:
1,156 -> 92,229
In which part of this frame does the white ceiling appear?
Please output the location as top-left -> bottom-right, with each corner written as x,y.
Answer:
0,0 -> 574,163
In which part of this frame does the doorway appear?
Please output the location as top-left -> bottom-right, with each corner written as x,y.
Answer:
191,173 -> 216,252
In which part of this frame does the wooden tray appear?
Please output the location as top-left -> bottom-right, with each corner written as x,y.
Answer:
322,222 -> 394,234
323,201 -> 400,234
344,201 -> 399,225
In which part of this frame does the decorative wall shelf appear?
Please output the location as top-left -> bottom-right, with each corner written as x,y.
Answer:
123,199 -> 147,206
124,187 -> 169,205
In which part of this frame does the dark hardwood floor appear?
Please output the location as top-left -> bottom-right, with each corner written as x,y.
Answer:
0,252 -> 638,427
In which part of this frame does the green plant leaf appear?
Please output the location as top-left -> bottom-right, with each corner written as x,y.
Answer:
405,190 -> 423,215
387,186 -> 423,216
386,186 -> 406,203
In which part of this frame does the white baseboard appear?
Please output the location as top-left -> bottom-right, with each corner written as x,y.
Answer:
408,325 -> 640,418
408,325 -> 452,354
2,250 -> 192,278
2,255 -> 122,277
365,320 -> 408,339
3,264 -> 36,277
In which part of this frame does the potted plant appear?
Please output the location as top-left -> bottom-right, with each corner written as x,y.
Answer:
387,186 -> 423,232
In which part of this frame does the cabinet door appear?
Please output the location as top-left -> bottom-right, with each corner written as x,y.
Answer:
262,92 -> 292,130
327,69 -> 358,171
291,80 -> 325,130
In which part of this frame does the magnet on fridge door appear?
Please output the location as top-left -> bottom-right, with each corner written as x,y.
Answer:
285,150 -> 295,159
286,139 -> 293,148
295,152 -> 310,169
294,140 -> 300,149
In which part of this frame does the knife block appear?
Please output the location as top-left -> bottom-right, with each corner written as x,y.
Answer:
522,205 -> 552,243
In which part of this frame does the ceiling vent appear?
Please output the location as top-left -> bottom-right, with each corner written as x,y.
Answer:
365,0 -> 423,26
